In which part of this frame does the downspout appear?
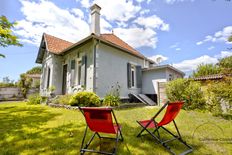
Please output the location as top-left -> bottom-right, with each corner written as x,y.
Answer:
93,38 -> 100,93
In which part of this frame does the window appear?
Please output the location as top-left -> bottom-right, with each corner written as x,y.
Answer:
169,74 -> 173,81
70,60 -> 76,86
46,67 -> 50,89
131,66 -> 136,88
78,60 -> 82,85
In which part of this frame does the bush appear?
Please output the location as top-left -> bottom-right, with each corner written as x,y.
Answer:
51,95 -> 72,105
166,79 -> 206,110
69,91 -> 101,106
27,93 -> 41,105
103,94 -> 120,106
103,82 -> 121,106
206,78 -> 232,115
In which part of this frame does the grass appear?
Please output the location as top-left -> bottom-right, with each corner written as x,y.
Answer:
0,102 -> 231,155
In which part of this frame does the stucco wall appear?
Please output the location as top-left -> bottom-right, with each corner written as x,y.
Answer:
95,43 -> 145,98
142,68 -> 167,94
61,41 -> 94,94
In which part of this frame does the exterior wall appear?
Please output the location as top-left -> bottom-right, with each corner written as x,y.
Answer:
166,68 -> 184,80
95,43 -> 145,98
40,51 -> 54,96
142,68 -> 167,94
62,41 -> 94,94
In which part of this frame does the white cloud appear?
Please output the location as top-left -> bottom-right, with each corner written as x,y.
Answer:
175,48 -> 181,51
173,51 -> 232,72
196,26 -> 232,45
139,9 -> 150,15
215,51 -> 232,59
170,42 -> 179,48
71,8 -> 84,19
134,15 -> 169,31
14,0 -> 168,49
196,41 -> 203,45
165,0 -> 194,4
93,0 -> 141,22
14,0 -> 90,46
114,27 -> 158,48
207,46 -> 215,50
149,54 -> 168,64
80,0 -> 91,8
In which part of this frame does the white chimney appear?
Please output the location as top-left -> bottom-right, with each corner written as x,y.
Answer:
90,4 -> 101,36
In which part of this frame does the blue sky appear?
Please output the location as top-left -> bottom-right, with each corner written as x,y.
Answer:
0,0 -> 232,81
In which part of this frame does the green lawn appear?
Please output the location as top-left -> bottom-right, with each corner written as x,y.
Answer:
0,102 -> 231,155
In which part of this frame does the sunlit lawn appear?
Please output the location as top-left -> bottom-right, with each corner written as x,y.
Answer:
0,102 -> 231,155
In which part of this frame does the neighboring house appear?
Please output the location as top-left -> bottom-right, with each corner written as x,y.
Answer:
26,74 -> 41,88
35,4 -> 184,104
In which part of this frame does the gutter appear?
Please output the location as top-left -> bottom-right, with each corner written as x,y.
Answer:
93,38 -> 99,93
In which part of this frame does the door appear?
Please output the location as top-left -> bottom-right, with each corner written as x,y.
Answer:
62,64 -> 67,95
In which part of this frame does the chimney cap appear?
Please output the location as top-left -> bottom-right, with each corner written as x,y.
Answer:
90,4 -> 101,11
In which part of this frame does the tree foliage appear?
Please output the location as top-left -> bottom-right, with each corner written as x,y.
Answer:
229,35 -> 232,42
166,78 -> 206,110
218,56 -> 232,74
26,66 -> 42,74
18,73 -> 32,98
192,63 -> 220,78
0,15 -> 22,58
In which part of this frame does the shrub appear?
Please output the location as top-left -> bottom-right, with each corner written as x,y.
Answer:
69,91 -> 101,106
51,95 -> 72,105
103,94 -> 120,106
102,82 -> 121,106
27,93 -> 41,105
166,79 -> 206,110
206,78 -> 232,115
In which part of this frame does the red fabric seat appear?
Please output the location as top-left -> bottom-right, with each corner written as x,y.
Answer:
79,107 -> 123,155
136,101 -> 193,155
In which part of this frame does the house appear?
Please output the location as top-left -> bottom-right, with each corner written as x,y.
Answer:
35,4 -> 184,104
26,74 -> 41,88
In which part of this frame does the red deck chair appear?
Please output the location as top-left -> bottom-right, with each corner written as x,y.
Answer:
136,101 -> 193,155
79,107 -> 123,155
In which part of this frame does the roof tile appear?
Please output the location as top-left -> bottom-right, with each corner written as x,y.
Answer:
44,33 -> 74,54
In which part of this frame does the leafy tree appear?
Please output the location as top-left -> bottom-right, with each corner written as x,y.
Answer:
26,66 -> 42,74
218,56 -> 232,74
192,63 -> 220,78
0,15 -> 22,58
229,35 -> 232,42
18,73 -> 32,98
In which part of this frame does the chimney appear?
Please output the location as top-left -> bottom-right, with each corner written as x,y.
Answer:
90,4 -> 101,36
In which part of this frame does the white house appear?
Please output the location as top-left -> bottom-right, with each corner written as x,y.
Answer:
35,4 -> 184,104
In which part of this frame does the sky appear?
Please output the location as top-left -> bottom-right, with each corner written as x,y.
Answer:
0,0 -> 232,81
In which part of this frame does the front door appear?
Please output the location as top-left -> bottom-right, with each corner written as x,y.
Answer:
62,64 -> 67,95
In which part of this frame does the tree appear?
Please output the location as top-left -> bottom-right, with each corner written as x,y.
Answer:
192,63 -> 220,78
0,15 -> 22,58
18,73 -> 32,98
229,35 -> 232,42
26,66 -> 42,74
218,56 -> 232,74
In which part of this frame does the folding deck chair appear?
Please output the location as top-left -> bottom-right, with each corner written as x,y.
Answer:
136,101 -> 193,155
79,107 -> 123,155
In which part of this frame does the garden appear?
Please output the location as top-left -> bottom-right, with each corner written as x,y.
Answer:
0,102 -> 231,154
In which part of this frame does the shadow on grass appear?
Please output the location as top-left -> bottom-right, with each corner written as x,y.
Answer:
0,105 -> 84,154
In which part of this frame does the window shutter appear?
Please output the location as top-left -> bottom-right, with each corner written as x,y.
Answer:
127,63 -> 131,88
136,65 -> 142,88
80,55 -> 87,86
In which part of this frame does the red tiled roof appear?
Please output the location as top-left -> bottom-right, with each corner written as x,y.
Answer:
43,33 -> 149,61
99,34 -> 145,58
44,33 -> 74,54
193,74 -> 224,81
